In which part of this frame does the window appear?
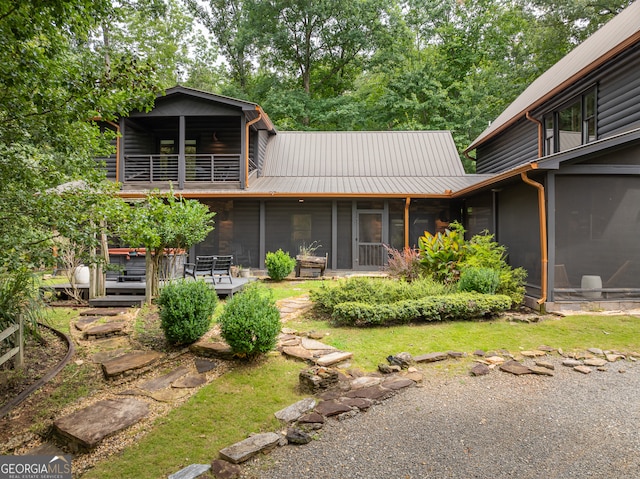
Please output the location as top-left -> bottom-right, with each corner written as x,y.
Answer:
543,87 -> 597,155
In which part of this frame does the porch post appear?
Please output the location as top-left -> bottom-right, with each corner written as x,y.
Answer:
547,172 -> 556,302
259,200 -> 266,269
331,201 -> 337,270
178,116 -> 185,189
240,115 -> 247,189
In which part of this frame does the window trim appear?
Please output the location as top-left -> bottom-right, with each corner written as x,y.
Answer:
543,85 -> 598,156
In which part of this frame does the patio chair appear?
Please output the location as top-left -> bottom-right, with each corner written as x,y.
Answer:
212,255 -> 233,284
183,255 -> 216,280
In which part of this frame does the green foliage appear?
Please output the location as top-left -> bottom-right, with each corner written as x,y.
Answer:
458,267 -> 501,294
157,279 -> 217,345
310,276 -> 450,314
0,268 -> 46,343
218,284 -> 281,359
265,249 -> 296,281
114,189 -> 216,301
460,230 -> 527,304
418,222 -> 466,283
384,246 -> 423,282
331,293 -> 512,327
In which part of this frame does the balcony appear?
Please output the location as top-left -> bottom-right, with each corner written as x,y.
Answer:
123,154 -> 242,187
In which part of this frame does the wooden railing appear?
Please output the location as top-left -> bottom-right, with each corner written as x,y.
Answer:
0,318 -> 23,369
124,154 -> 241,184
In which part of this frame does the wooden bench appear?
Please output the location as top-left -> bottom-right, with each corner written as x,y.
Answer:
295,253 -> 328,277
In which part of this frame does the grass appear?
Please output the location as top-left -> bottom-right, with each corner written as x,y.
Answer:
46,278 -> 640,478
83,355 -> 306,479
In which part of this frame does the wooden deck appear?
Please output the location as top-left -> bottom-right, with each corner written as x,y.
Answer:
47,277 -> 252,308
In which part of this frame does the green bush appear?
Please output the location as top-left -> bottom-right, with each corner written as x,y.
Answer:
157,279 -> 218,345
265,249 -> 296,281
311,276 -> 449,313
218,283 -> 281,359
458,267 -> 500,294
331,293 -> 512,327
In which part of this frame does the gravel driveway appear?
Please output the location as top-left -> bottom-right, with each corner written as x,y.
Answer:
243,359 -> 640,479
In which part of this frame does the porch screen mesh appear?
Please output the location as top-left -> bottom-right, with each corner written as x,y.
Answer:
555,175 -> 640,299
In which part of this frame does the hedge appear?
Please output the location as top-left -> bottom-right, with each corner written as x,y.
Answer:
331,292 -> 512,327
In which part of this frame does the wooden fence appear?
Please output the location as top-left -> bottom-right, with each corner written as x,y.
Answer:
0,317 -> 23,369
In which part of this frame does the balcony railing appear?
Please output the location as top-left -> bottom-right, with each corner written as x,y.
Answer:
124,154 -> 241,184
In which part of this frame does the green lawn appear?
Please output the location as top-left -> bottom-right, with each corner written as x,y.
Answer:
79,280 -> 640,478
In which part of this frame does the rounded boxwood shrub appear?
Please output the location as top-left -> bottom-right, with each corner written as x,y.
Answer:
157,279 -> 218,345
218,283 -> 281,359
265,248 -> 296,281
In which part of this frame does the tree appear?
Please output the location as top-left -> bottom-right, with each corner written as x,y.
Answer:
0,0 -> 160,272
114,191 -> 216,303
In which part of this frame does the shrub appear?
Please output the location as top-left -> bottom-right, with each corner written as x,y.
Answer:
310,276 -> 449,314
417,222 -> 466,283
331,293 -> 512,327
460,231 -> 527,304
218,283 -> 281,359
458,267 -> 500,294
384,246 -> 423,281
157,279 -> 218,345
265,249 -> 296,281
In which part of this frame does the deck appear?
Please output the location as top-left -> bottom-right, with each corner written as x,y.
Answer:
46,278 -> 252,307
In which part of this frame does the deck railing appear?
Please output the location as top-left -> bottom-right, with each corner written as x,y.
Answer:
124,154 -> 241,184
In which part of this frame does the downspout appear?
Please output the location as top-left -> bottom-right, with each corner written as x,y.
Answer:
404,197 -> 411,249
244,107 -> 263,189
524,111 -> 547,305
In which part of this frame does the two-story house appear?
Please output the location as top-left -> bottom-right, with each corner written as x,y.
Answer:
104,0 -> 640,311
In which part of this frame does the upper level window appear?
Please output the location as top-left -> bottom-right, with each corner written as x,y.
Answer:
543,87 -> 597,155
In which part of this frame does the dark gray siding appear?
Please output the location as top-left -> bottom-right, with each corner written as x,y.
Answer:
475,118 -> 538,174
97,122 -> 118,180
256,130 -> 270,173
597,45 -> 640,137
265,200 -> 332,262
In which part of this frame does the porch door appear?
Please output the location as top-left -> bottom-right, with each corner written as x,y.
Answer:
354,210 -> 385,269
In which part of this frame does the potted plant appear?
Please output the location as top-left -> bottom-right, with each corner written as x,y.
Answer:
296,241 -> 327,277
238,265 -> 251,278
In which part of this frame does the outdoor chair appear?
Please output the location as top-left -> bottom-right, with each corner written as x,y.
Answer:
183,255 -> 216,280
212,255 -> 233,284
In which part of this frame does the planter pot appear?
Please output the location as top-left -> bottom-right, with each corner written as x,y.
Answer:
239,269 -> 251,278
74,265 -> 90,284
581,275 -> 602,299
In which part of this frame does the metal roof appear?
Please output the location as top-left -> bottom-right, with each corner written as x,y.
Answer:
466,0 -> 640,153
262,131 -> 465,177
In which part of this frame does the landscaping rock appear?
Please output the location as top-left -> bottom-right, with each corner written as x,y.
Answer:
574,365 -> 592,374
470,363 -> 490,376
150,388 -> 190,403
301,337 -> 336,352
299,367 -> 339,394
485,356 -> 506,365
83,321 -> 126,339
286,428 -> 312,445
172,373 -> 207,389
447,351 -> 466,358
138,366 -> 190,392
218,432 -> 281,464
404,371 -> 424,383
588,347 -> 604,356
101,351 -> 162,378
378,363 -> 400,374
168,464 -> 211,479
529,366 -> 554,376
350,376 -> 383,389
190,341 -> 235,359
274,398 -> 317,423
282,346 -> 314,361
381,377 -> 415,390
210,460 -> 242,479
53,398 -> 149,452
562,359 -> 583,367
499,360 -> 533,376
584,358 -> 608,367
315,399 -> 353,417
414,352 -> 448,363
535,361 -> 555,370
606,353 -> 625,362
316,351 -> 353,367
297,412 -> 325,425
474,350 -> 486,357
344,385 -> 393,401
341,397 -> 374,411
195,358 -> 218,373
521,350 -> 547,358
74,316 -> 102,331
